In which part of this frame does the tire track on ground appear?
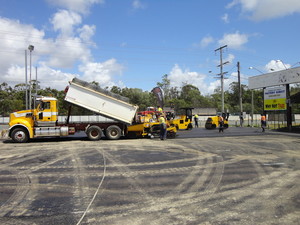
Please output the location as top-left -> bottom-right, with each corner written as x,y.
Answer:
0,144 -> 77,217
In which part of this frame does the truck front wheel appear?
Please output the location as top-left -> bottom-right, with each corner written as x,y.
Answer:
106,125 -> 121,140
11,128 -> 29,143
86,126 -> 103,141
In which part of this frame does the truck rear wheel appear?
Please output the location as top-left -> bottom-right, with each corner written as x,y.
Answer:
86,126 -> 103,141
106,125 -> 121,140
11,128 -> 29,143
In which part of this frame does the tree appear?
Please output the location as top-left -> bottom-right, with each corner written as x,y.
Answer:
121,88 -> 154,110
210,87 -> 222,112
156,74 -> 170,100
110,86 -> 122,95
180,84 -> 201,107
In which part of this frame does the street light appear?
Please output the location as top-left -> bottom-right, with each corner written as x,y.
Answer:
249,66 -> 263,74
248,66 -> 264,127
272,61 -> 300,71
28,45 -> 34,109
25,50 -> 28,109
275,60 -> 288,70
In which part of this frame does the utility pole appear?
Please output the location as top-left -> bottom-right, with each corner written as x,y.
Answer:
237,61 -> 243,126
25,50 -> 28,109
33,66 -> 38,110
28,45 -> 34,109
215,45 -> 228,113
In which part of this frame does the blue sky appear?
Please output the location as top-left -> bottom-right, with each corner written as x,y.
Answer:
1,0 -> 300,94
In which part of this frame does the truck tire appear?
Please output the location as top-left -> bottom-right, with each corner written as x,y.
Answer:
86,126 -> 103,141
106,125 -> 121,140
11,128 -> 29,143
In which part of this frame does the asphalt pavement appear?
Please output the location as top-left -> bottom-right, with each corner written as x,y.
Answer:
0,127 -> 299,225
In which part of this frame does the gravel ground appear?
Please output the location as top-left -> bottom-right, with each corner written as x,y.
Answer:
0,128 -> 299,225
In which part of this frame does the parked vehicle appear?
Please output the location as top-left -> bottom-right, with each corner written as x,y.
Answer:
205,113 -> 229,129
169,107 -> 194,130
8,78 -> 177,143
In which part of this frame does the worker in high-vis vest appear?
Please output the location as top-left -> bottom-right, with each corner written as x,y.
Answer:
261,114 -> 266,132
158,115 -> 167,140
218,115 -> 224,133
194,114 -> 199,128
157,106 -> 163,114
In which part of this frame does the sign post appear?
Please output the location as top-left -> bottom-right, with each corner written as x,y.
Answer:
264,86 -> 286,111
249,66 -> 300,131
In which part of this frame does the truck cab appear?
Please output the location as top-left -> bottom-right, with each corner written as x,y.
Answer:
34,96 -> 58,127
8,96 -> 59,143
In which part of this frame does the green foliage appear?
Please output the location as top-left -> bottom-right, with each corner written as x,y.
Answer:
291,84 -> 300,113
1,74 -> 294,116
121,87 -> 154,110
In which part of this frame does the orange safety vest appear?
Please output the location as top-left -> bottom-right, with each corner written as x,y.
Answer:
261,115 -> 266,121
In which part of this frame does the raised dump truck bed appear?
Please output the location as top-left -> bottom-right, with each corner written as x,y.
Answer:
65,78 -> 138,124
8,78 -> 139,142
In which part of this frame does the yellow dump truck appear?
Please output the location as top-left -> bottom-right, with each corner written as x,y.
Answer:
8,78 -> 177,142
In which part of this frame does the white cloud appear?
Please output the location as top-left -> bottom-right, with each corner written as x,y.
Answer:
167,64 -> 238,95
197,36 -> 214,48
47,10 -> 96,67
0,8 -> 123,91
218,31 -> 248,49
225,54 -> 235,64
0,17 -> 47,75
50,10 -> 82,37
35,63 -> 76,89
78,25 -> 96,43
168,64 -> 214,95
132,0 -> 146,10
265,60 -> 291,72
47,38 -> 92,68
79,59 -> 125,87
2,62 -> 76,91
46,0 -> 105,15
227,0 -> 300,21
221,13 -> 230,23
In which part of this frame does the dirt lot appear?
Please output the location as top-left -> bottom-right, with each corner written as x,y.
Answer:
0,130 -> 299,225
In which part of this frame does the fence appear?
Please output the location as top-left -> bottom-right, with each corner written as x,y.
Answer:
0,115 -> 114,125
193,114 -> 300,128
1,114 -> 300,128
